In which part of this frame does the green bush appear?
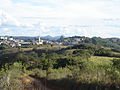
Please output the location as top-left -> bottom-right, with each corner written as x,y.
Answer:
112,59 -> 120,70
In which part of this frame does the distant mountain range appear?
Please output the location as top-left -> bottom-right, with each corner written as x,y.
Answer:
41,35 -> 65,40
7,35 -> 64,41
4,35 -> 120,42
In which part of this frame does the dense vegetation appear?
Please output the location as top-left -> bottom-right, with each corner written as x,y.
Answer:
0,44 -> 120,90
59,36 -> 120,51
0,43 -> 10,50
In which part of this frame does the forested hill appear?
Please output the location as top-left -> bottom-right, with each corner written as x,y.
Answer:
58,36 -> 120,50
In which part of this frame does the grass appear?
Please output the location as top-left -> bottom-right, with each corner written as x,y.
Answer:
33,45 -> 68,50
64,49 -> 76,55
90,56 -> 115,61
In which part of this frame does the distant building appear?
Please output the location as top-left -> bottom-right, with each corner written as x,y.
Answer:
0,36 -> 7,40
8,38 -> 14,41
16,43 -> 21,47
21,42 -> 31,45
38,36 -> 43,45
9,43 -> 16,47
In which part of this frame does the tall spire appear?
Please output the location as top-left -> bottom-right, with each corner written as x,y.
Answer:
38,22 -> 43,45
38,22 -> 41,44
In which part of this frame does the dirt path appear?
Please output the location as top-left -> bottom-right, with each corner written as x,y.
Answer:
23,75 -> 51,90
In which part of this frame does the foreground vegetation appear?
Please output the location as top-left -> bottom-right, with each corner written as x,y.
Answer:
0,44 -> 120,90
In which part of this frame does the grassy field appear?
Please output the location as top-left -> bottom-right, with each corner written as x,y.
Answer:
90,56 -> 114,61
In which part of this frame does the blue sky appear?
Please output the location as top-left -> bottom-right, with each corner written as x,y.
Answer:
0,0 -> 120,37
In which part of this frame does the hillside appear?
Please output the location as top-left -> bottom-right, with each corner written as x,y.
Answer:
0,44 -> 120,90
58,36 -> 120,50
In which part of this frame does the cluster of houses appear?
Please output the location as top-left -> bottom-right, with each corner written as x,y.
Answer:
0,36 -> 44,47
0,36 -> 62,47
0,36 -> 22,47
0,35 -> 86,47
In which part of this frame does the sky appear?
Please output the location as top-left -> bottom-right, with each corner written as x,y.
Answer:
0,0 -> 120,37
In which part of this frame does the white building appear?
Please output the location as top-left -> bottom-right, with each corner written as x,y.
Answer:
8,38 -> 14,41
38,36 -> 43,45
0,36 -> 7,40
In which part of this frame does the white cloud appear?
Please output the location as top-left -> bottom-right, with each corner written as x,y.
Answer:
0,0 -> 120,19
0,0 -> 110,18
0,10 -> 21,26
0,0 -> 120,37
